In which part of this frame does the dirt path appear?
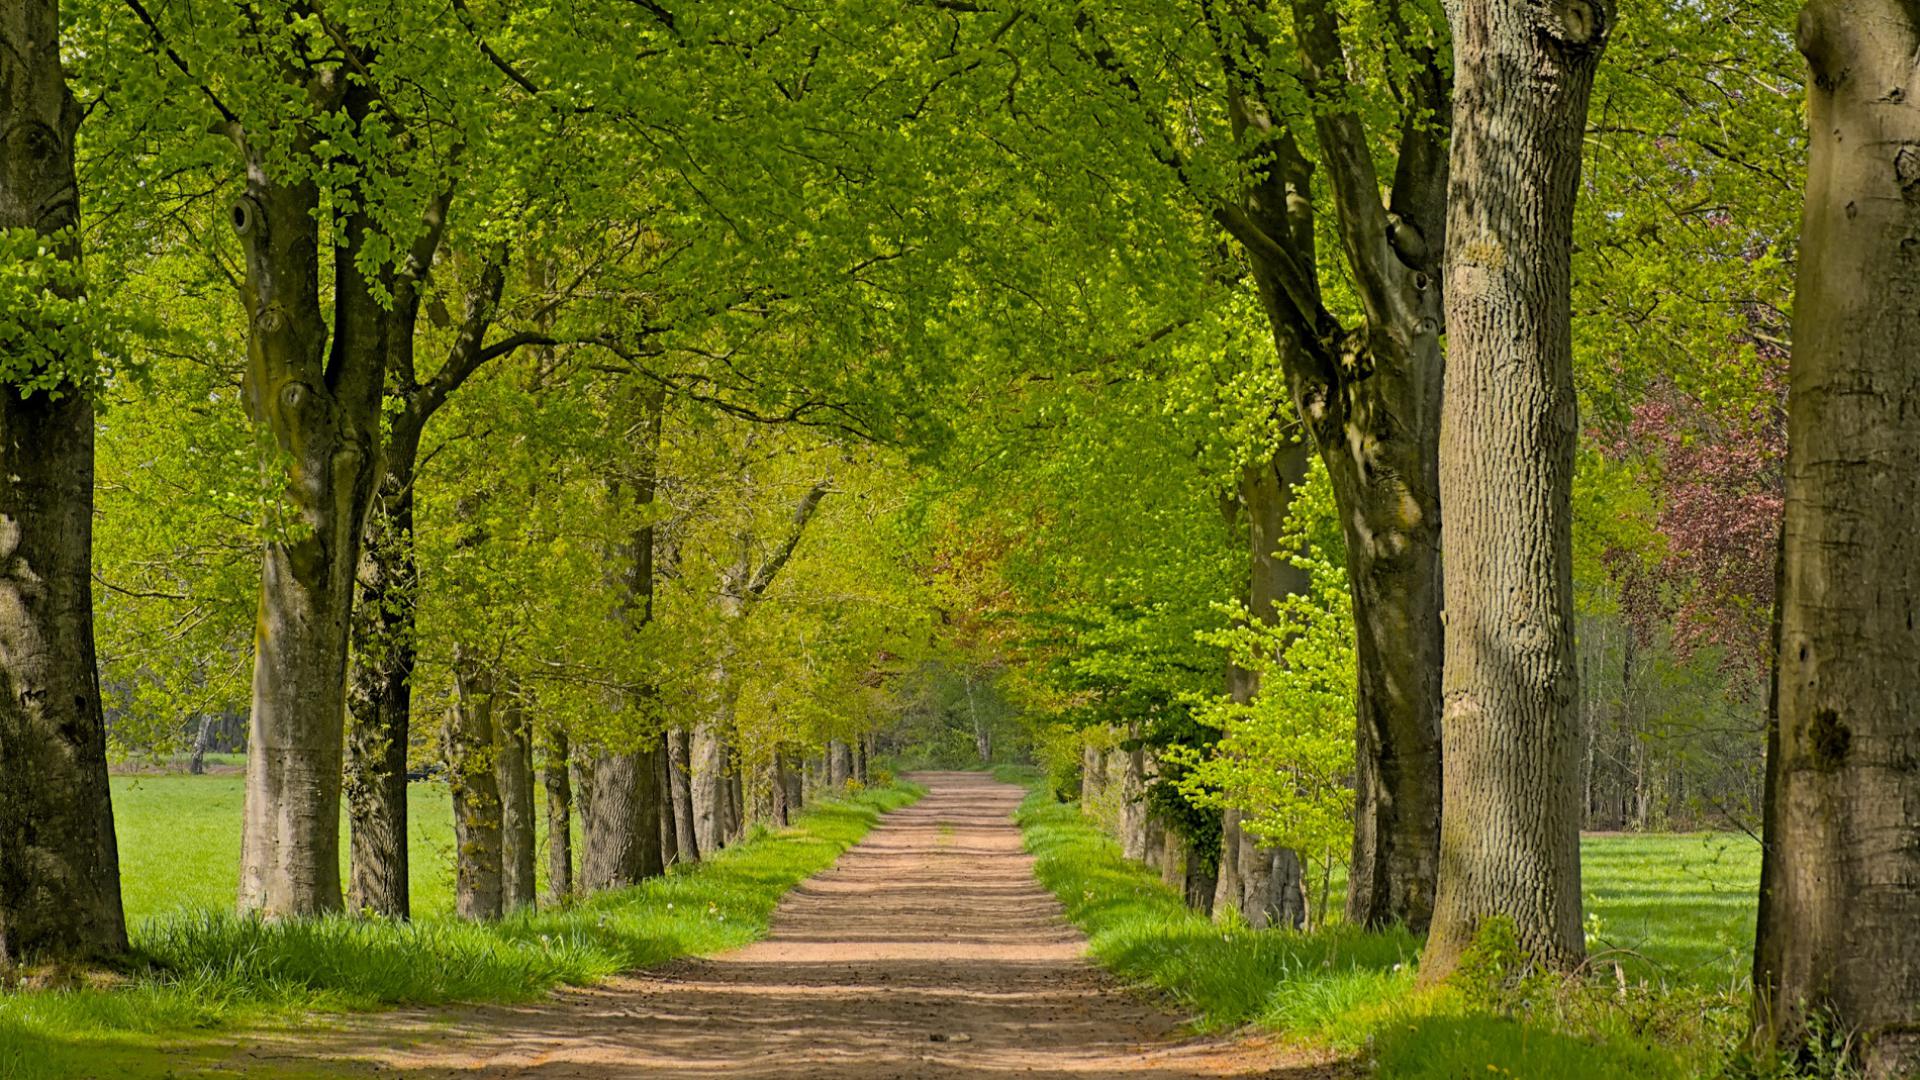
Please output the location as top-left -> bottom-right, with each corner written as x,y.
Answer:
243,771 -> 1341,1078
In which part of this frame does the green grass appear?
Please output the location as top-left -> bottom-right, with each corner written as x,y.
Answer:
110,775 -> 579,923
0,779 -> 921,1080
1011,788 -> 1754,1079
1582,831 -> 1760,989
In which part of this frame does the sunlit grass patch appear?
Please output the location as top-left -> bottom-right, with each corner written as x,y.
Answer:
1011,785 -> 1750,1078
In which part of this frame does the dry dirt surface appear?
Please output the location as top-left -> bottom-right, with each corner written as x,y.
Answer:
240,771 -> 1345,1079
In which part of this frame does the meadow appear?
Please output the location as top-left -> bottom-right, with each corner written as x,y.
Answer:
998,768 -> 1766,1079
0,775 -> 921,1080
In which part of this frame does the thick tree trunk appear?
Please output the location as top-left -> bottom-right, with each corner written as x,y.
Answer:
579,746 -> 664,890
1080,739 -> 1107,805
343,236 -> 497,921
853,737 -> 868,786
657,735 -> 678,866
1118,739 -> 1148,862
446,659 -> 503,922
544,723 -> 573,904
668,728 -> 699,862
345,460 -> 416,919
724,751 -> 745,843
827,740 -> 851,789
496,694 -> 536,911
0,15 -> 128,942
1269,848 -> 1307,930
1751,4 -> 1920,1071
1422,0 -> 1608,979
0,9 -> 127,954
782,750 -> 805,816
1203,1 -> 1450,934
691,724 -> 728,854
1212,808 -> 1246,918
771,751 -> 793,827
233,82 -> 387,918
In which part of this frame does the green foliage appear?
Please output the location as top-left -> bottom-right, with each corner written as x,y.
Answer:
0,228 -> 98,395
1177,458 -> 1354,889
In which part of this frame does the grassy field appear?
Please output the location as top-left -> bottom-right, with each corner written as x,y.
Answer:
1,776 -> 921,1080
1000,769 -> 1764,1079
111,774 -> 539,923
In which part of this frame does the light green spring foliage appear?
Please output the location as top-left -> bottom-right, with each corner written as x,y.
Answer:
1177,457 -> 1355,880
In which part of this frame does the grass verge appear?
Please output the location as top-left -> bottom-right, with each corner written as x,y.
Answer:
0,781 -> 921,1080
1010,784 -> 1747,1079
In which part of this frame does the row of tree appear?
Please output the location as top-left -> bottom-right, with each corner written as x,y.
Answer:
1,0 -> 1916,1070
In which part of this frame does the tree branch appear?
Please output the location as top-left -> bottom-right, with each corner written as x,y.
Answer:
745,480 -> 833,599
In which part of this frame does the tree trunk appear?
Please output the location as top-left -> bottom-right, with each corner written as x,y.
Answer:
233,81 -> 388,918
1422,0 -> 1609,980
0,5 -> 126,959
496,693 -> 535,912
827,740 -> 851,789
782,750 -> 805,816
1213,808 -> 1246,918
344,463 -> 417,920
691,724 -> 728,854
446,657 -> 502,922
657,734 -> 679,866
1269,848 -> 1308,930
669,728 -> 699,862
724,749 -> 745,843
1751,3 -> 1920,1070
771,750 -> 793,827
1080,738 -> 1107,805
967,678 -> 991,764
853,736 -> 868,786
1206,3 -> 1450,934
544,722 -> 573,904
579,746 -> 664,890
187,714 -> 216,776
1118,739 -> 1148,862
344,245 -> 503,921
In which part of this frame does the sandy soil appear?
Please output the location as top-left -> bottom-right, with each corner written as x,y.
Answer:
236,771 -> 1344,1078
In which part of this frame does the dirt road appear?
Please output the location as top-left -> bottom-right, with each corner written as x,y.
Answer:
243,771 -> 1338,1078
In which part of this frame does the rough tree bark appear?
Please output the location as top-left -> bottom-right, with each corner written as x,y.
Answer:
724,754 -> 745,844
1118,738 -> 1148,862
780,750 -> 804,819
1422,0 -> 1610,980
1751,2 -> 1920,1071
772,750 -> 802,826
233,74 -> 387,918
346,249 -> 515,919
544,722 -> 573,903
578,748 -> 664,890
0,0 -> 128,962
581,387 -> 669,890
446,653 -> 503,922
691,725 -> 729,855
668,728 -> 699,862
496,693 -> 536,911
827,741 -> 851,789
657,735 -> 678,866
